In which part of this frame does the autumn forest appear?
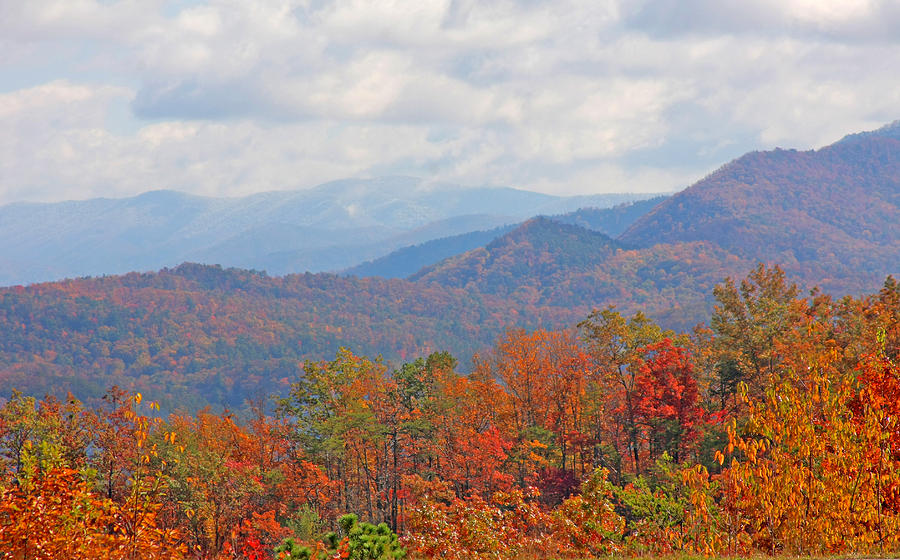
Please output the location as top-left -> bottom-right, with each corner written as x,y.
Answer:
3,125 -> 900,558
7,0 -> 900,556
3,264 -> 900,559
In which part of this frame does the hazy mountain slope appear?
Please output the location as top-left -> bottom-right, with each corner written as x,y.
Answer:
344,197 -> 668,280
380,213 -> 520,247
0,191 -> 224,284
620,122 -> 900,294
0,178 -> 653,286
344,224 -> 520,279
552,196 -> 669,237
411,218 -> 622,294
261,214 -> 523,276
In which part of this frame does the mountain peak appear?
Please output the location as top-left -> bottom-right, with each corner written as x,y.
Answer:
620,125 -> 900,295
486,216 -> 619,250
837,119 -> 900,144
410,219 -> 622,303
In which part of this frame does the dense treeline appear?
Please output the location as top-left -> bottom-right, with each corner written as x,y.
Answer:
0,263 -> 562,411
620,131 -> 900,296
411,218 -> 745,328
2,265 -> 900,558
0,251 -> 743,413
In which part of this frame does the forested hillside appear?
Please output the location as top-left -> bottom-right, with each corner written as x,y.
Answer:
621,122 -> 900,294
411,217 -> 747,324
0,217 -> 754,413
0,264 -> 539,411
3,268 -> 899,559
345,196 -> 669,279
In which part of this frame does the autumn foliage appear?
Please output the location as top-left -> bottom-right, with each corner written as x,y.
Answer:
2,266 -> 900,558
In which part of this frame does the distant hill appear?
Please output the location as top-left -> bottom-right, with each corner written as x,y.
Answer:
344,223 -> 519,279
0,219 -> 747,412
411,217 -> 746,323
345,197 -> 668,280
0,235 -> 739,412
621,122 -> 900,295
0,264 -> 559,411
411,218 -> 623,297
0,178 -> 653,286
551,196 -> 668,237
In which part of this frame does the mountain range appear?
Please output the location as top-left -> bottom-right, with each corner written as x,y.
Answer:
406,122 -> 900,322
1,121 -> 899,411
342,197 -> 667,279
0,178 -> 651,286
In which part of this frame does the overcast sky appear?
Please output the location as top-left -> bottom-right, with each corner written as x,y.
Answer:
2,0 -> 899,204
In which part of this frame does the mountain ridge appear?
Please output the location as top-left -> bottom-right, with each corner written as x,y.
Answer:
0,179 -> 656,286
619,128 -> 900,294
344,196 -> 670,280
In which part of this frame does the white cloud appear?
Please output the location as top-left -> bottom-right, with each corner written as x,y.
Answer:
1,0 -> 899,204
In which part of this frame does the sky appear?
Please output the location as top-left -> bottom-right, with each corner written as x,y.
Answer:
2,0 -> 899,205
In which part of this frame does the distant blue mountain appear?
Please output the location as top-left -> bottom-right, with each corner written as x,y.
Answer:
344,224 -> 520,279
0,177 -> 657,286
343,196 -> 669,279
551,196 -> 669,238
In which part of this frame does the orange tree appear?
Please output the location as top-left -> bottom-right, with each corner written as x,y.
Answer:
0,392 -> 185,559
721,343 -> 900,555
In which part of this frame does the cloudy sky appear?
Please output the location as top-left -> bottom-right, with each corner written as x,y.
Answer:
2,0 -> 899,204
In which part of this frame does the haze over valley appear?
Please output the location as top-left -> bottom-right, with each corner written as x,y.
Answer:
0,178 -> 653,286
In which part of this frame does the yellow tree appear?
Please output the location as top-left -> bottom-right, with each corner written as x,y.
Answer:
0,396 -> 185,560
722,344 -> 900,555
